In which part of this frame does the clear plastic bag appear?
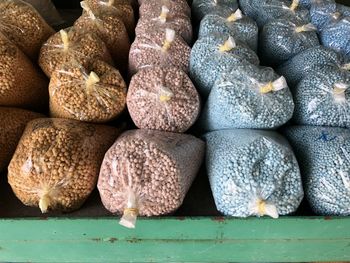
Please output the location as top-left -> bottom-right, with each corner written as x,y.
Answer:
135,5 -> 193,44
276,46 -> 346,88
239,0 -> 310,28
192,0 -> 238,22
84,0 -> 135,38
320,17 -> 350,60
0,107 -> 44,172
23,0 -> 63,27
129,28 -> 191,75
74,1 -> 130,71
139,0 -> 191,20
284,126 -> 350,216
49,60 -> 127,123
190,34 -> 260,98
98,129 -> 205,228
0,0 -> 55,59
0,33 -> 49,112
293,68 -> 350,127
8,118 -> 120,213
198,63 -> 294,131
260,19 -> 319,66
204,129 -> 303,218
198,9 -> 258,52
39,27 -> 113,78
127,66 -> 200,133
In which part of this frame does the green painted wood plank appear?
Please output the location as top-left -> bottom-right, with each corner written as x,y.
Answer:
0,217 -> 349,263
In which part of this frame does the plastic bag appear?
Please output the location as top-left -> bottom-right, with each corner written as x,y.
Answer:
284,126 -> 350,216
98,129 -> 205,228
0,0 -> 55,59
204,129 -> 303,218
260,19 -> 319,66
197,63 -> 294,131
74,1 -> 130,71
0,33 -> 49,112
23,0 -> 63,26
310,1 -> 350,30
49,60 -> 127,123
293,68 -> 350,127
190,34 -> 260,98
139,0 -> 191,20
320,17 -> 350,59
8,118 -> 119,213
84,0 -> 135,38
192,0 -> 238,22
239,0 -> 310,28
39,28 -> 113,78
277,46 -> 346,88
129,28 -> 191,75
127,66 -> 200,133
135,5 -> 193,44
198,9 -> 258,52
0,107 -> 44,172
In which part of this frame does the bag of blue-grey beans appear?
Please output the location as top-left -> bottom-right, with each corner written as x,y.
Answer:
198,9 -> 258,52
190,34 -> 259,98
204,129 -> 304,218
284,126 -> 350,216
192,0 -> 238,22
197,63 -> 294,131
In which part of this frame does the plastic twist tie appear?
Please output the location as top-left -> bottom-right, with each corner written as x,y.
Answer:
86,71 -> 100,94
159,6 -> 170,23
81,1 -> 96,20
295,23 -> 316,33
333,83 -> 348,103
162,28 -> 175,52
108,0 -> 115,6
260,76 -> 287,94
60,30 -> 69,52
39,193 -> 52,214
219,36 -> 236,52
159,86 -> 174,102
257,200 -> 266,216
290,0 -> 299,11
227,9 -> 243,22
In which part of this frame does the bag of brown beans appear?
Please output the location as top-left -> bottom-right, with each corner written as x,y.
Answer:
129,28 -> 191,75
8,118 -> 120,213
127,66 -> 200,133
49,60 -> 127,123
85,0 -> 136,38
39,28 -> 113,78
98,129 -> 205,228
0,33 -> 49,111
0,107 -> 44,172
74,1 -> 130,71
139,0 -> 191,19
0,0 -> 55,60
135,5 -> 193,44
23,0 -> 63,27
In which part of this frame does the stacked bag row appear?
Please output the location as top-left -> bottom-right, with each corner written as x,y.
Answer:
1,0 -> 134,221
241,0 -> 350,216
190,0 -> 304,218
97,0 -> 205,228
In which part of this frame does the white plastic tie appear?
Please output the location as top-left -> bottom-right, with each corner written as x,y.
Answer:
86,71 -> 100,94
162,28 -> 175,52
81,1 -> 95,20
108,0 -> 115,6
159,6 -> 170,23
260,76 -> 288,94
257,199 -> 279,219
219,36 -> 236,52
290,0 -> 299,11
119,191 -> 139,229
295,23 -> 317,33
60,30 -> 69,52
39,193 -> 51,214
333,83 -> 348,103
227,9 -> 243,22
159,86 -> 174,102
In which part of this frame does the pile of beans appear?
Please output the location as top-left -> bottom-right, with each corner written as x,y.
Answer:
0,107 -> 44,172
0,0 -> 54,60
49,60 -> 127,123
39,28 -> 113,78
204,129 -> 303,218
0,32 -> 49,111
284,126 -> 350,216
8,118 -> 119,213
127,66 -> 200,132
198,63 -> 295,131
98,129 -> 205,228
